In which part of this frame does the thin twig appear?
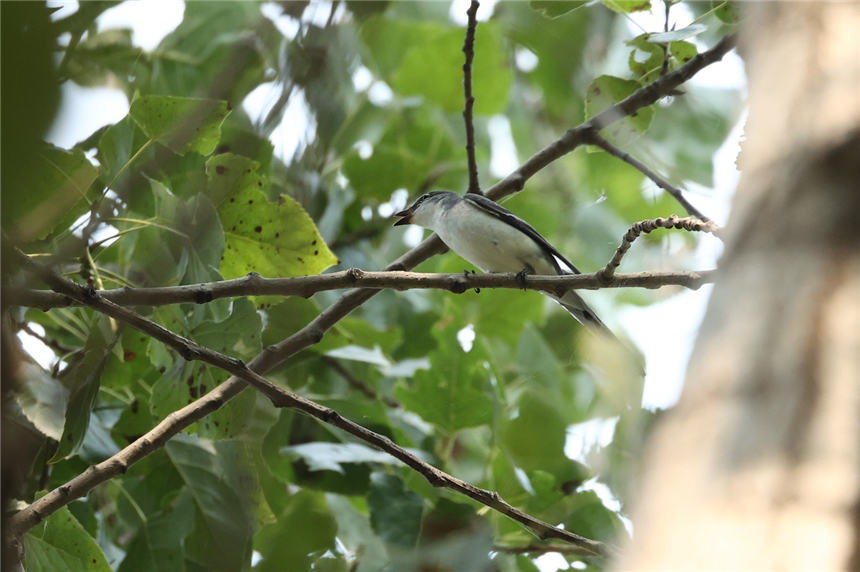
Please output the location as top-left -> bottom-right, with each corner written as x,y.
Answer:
462,0 -> 481,194
6,269 -> 714,310
586,131 -> 711,221
5,33 -> 737,545
597,215 -> 721,283
322,356 -> 401,408
494,543 -> 601,556
7,248 -> 611,558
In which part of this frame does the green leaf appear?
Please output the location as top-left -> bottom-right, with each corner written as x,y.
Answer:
14,363 -> 68,441
584,75 -> 655,145
515,324 -> 593,424
150,299 -> 262,440
647,23 -> 707,44
24,504 -> 112,572
670,40 -> 698,65
500,389 -> 568,473
367,472 -> 423,547
341,110 -> 458,201
712,0 -> 741,24
117,488 -> 196,572
627,34 -> 664,82
394,322 -> 493,433
327,494 -> 389,571
205,154 -> 339,280
601,0 -> 651,13
2,144 -> 98,243
166,434 -> 255,571
130,95 -> 231,156
393,23 -> 512,115
282,442 -> 402,474
528,1 -> 588,18
563,489 -> 628,542
254,489 -> 337,571
359,17 -> 441,79
49,319 -> 116,463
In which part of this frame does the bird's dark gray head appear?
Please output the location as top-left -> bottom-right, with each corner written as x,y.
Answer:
392,190 -> 459,227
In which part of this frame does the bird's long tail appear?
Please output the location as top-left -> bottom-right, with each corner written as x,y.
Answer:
552,290 -> 620,343
550,290 -> 645,375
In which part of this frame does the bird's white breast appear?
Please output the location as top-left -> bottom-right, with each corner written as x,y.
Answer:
432,200 -> 558,275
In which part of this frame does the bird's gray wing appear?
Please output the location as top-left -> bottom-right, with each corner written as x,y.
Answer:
463,193 -> 581,274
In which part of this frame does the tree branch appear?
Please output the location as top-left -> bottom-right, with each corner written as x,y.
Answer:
479,33 -> 737,204
598,215 -> 721,283
494,543 -> 600,556
6,32 -> 737,549
7,249 -> 611,558
6,269 -> 714,310
585,130 -> 712,222
463,0 -> 481,194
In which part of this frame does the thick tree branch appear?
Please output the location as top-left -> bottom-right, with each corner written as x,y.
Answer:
7,269 -> 714,310
7,250 -> 611,557
6,33 -> 737,548
463,0 -> 481,194
585,131 -> 712,222
598,216 -> 721,283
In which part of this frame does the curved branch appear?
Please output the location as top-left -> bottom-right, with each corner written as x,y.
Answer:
6,33 -> 737,549
7,269 -> 714,310
598,215 -> 721,283
7,250 -> 611,558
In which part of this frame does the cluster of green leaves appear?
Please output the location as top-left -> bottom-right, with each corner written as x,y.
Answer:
4,1 -> 741,571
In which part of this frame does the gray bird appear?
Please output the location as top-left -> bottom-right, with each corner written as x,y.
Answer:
393,190 -> 618,340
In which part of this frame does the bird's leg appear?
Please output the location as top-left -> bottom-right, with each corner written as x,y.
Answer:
516,268 -> 530,291
464,269 -> 480,294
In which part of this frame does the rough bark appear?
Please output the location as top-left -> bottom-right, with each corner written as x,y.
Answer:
620,3 -> 860,570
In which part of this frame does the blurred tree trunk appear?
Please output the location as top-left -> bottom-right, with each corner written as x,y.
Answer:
621,3 -> 860,570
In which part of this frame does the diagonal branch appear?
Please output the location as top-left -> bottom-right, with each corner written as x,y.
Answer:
7,32 -> 737,545
7,269 -> 715,310
597,215 -> 721,284
479,33 -> 737,204
7,249 -> 612,558
585,131 -> 712,222
463,0 -> 481,194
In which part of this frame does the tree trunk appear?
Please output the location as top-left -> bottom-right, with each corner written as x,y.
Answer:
621,3 -> 860,570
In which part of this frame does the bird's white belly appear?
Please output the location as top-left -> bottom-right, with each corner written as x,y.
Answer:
434,203 -> 557,275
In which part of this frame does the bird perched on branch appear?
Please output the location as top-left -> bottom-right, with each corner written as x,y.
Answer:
393,190 -> 619,342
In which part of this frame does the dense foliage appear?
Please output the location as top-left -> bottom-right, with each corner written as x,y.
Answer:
2,1 -> 741,570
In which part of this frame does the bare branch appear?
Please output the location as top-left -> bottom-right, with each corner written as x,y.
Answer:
598,215 -> 721,283
463,0 -> 481,194
5,33 -> 737,548
586,131 -> 712,222
7,249 -> 612,557
7,269 -> 714,310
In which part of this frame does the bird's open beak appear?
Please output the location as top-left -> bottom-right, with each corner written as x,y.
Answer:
392,208 -> 415,226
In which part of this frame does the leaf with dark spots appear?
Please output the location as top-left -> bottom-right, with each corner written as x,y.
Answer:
207,154 -> 337,282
